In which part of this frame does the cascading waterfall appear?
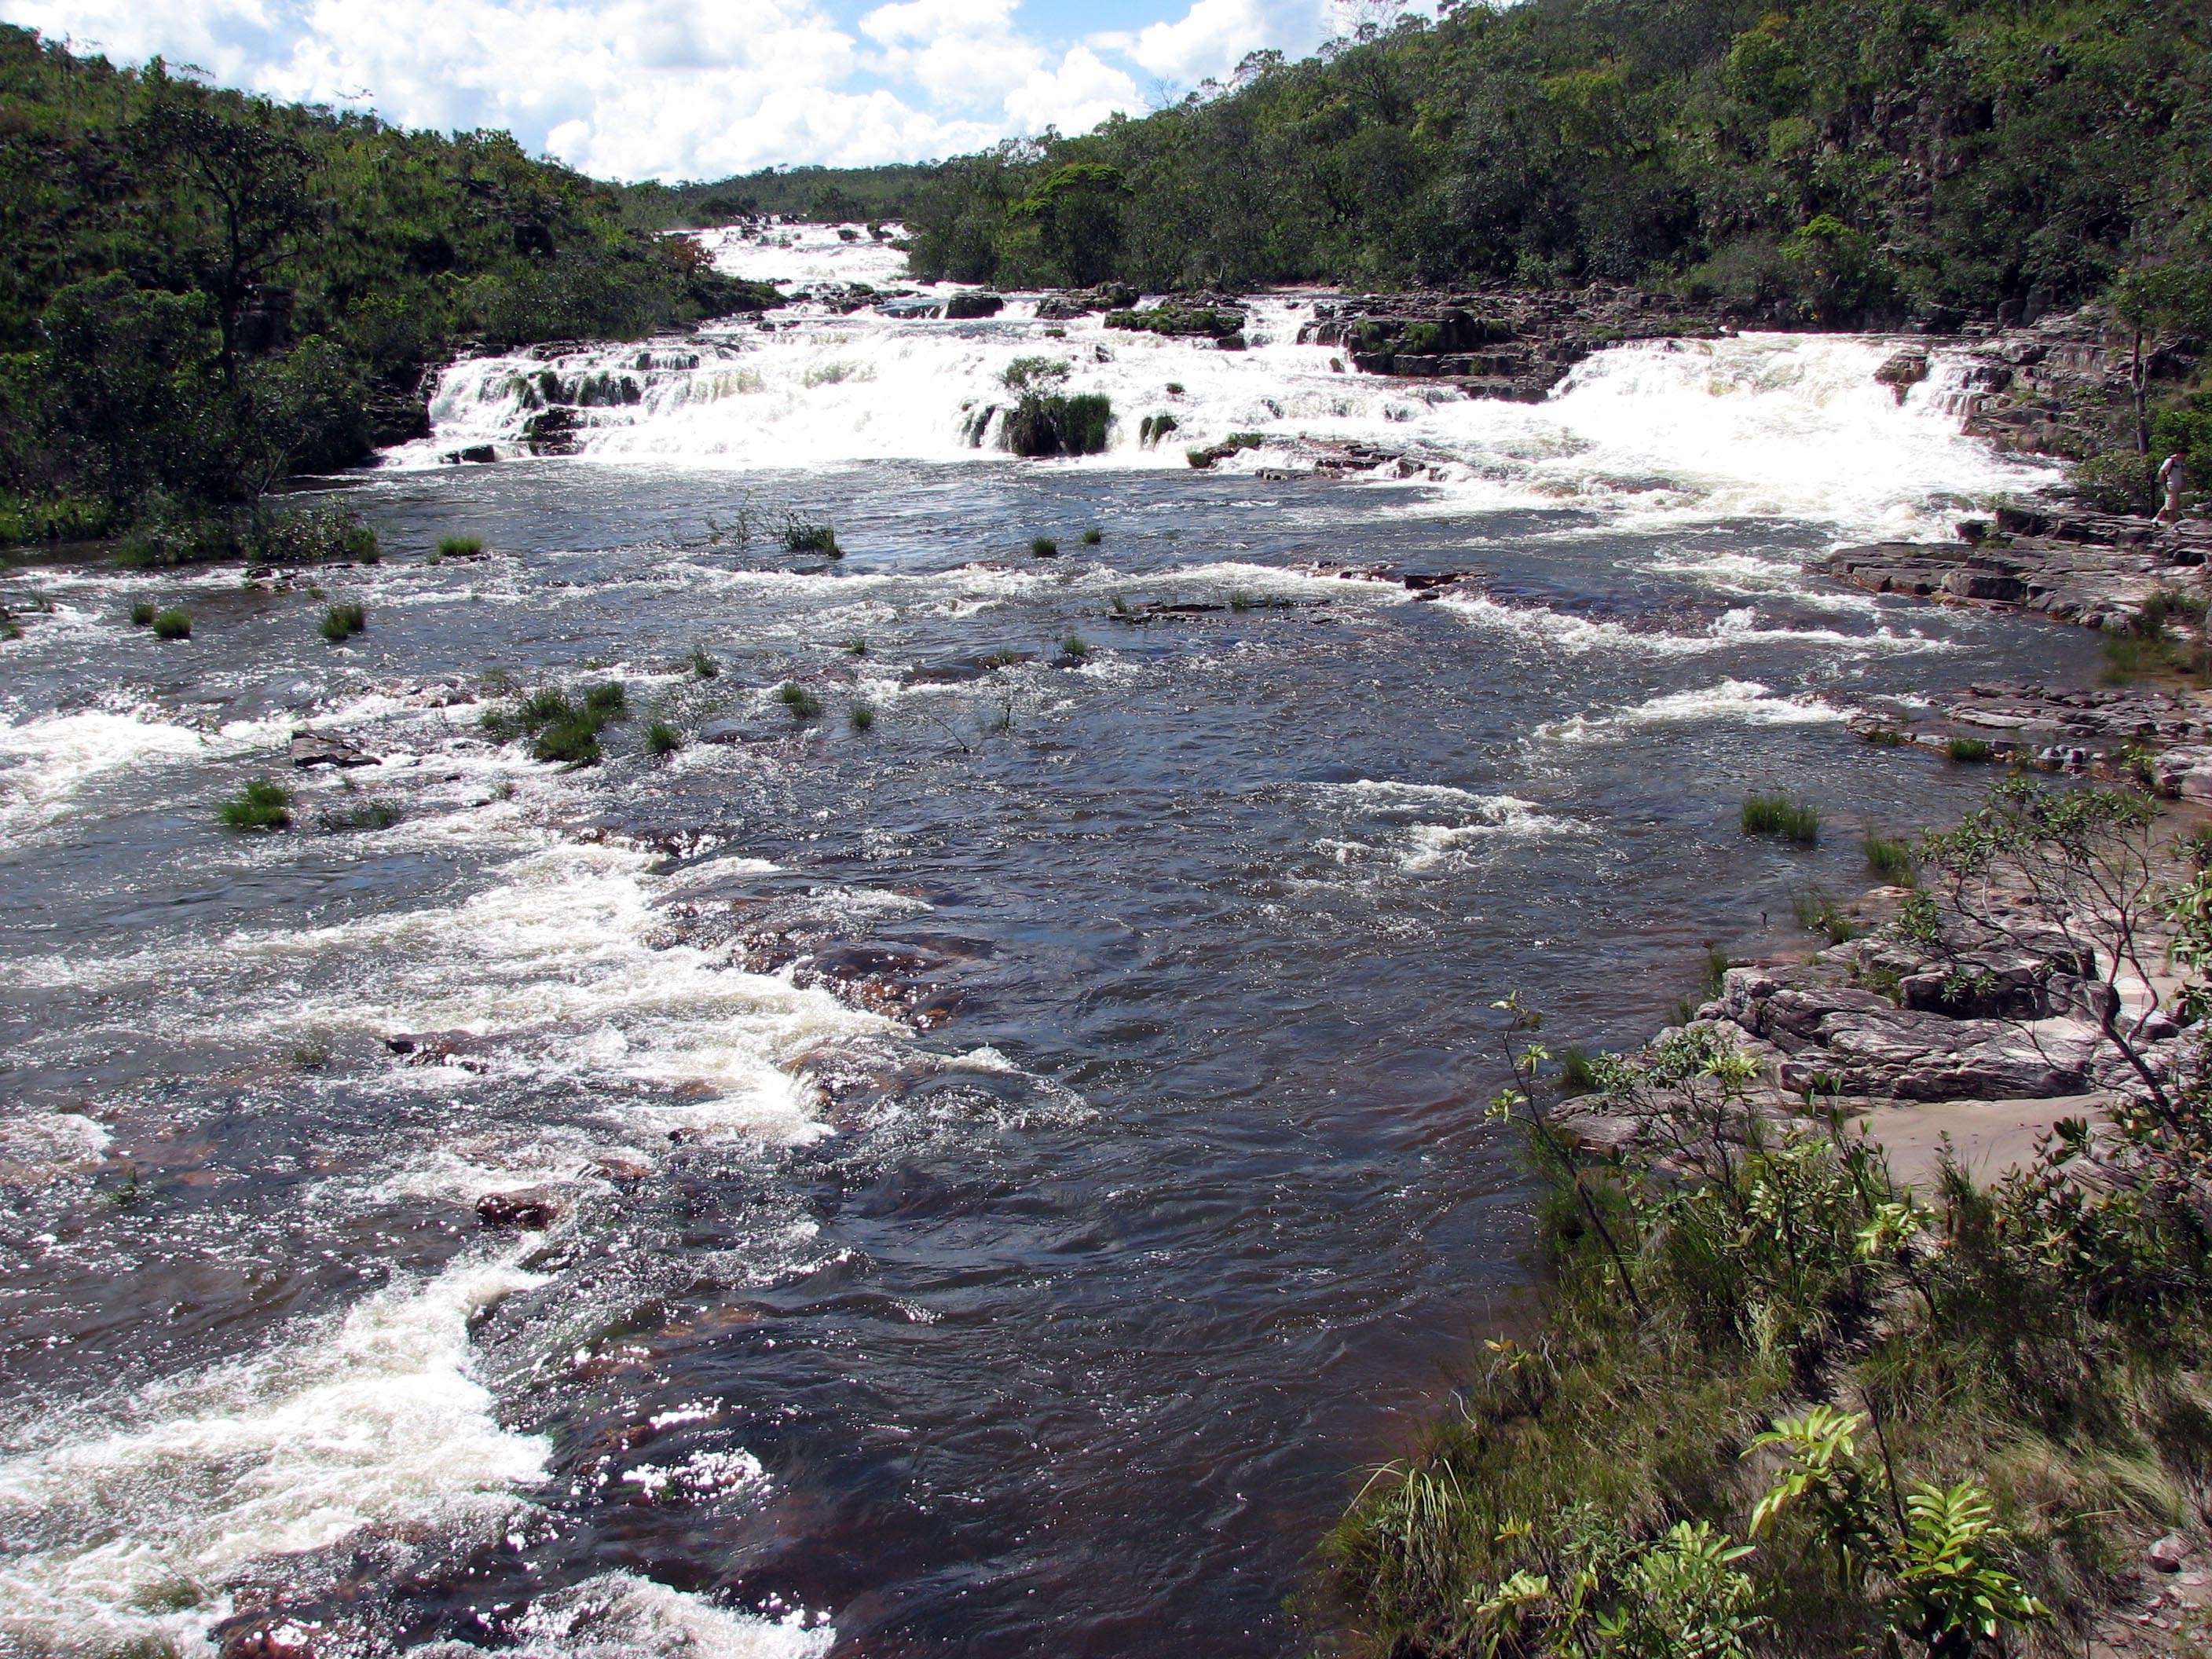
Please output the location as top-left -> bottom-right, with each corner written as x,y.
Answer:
396,225 -> 2054,541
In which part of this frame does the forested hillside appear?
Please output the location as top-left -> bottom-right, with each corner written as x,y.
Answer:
908,0 -> 2210,324
622,163 -> 934,231
0,25 -> 768,550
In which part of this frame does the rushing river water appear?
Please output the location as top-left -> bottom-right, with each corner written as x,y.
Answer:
0,228 -> 2104,1659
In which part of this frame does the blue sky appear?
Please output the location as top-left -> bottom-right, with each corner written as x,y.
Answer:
0,0 -> 1425,181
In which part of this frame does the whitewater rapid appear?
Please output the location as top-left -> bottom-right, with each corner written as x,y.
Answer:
391,223 -> 2055,543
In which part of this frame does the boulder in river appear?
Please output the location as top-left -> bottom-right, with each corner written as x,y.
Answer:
476,1188 -> 562,1230
943,291 -> 1005,320
290,728 -> 375,768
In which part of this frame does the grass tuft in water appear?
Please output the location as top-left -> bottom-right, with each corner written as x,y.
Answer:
1060,634 -> 1090,659
1082,526 -> 1103,545
782,516 -> 841,558
436,534 -> 483,561
646,719 -> 683,756
848,702 -> 875,731
150,608 -> 191,640
1862,832 -> 1916,881
1031,536 -> 1060,558
1793,887 -> 1857,943
688,646 -> 720,679
319,602 -> 365,642
778,682 -> 824,720
1945,736 -> 1993,763
219,778 -> 291,830
532,717 -> 602,764
1741,791 -> 1819,844
130,601 -> 156,626
320,800 -> 401,832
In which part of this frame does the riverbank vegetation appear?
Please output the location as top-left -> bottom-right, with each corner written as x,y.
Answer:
903,0 -> 2209,327
0,24 -> 772,553
1328,783 -> 2212,1655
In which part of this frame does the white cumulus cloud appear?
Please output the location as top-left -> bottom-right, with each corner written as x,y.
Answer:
0,0 -> 1423,178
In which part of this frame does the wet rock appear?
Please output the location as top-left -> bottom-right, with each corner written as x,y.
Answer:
222,1623 -> 317,1659
1873,349 -> 1931,402
383,1031 -> 494,1071
290,728 -> 376,769
440,445 -> 497,465
2152,1534 -> 2193,1573
476,1188 -> 562,1230
942,291 -> 1005,320
903,652 -> 1035,685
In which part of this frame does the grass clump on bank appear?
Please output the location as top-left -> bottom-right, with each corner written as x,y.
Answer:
1740,792 -> 1818,845
1945,736 -> 1993,764
149,607 -> 191,639
320,601 -> 365,642
218,778 -> 291,830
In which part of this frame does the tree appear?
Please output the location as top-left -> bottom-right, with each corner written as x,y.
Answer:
130,68 -> 323,381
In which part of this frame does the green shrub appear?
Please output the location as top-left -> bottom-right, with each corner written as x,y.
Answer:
645,719 -> 683,756
582,681 -> 627,719
1082,526 -> 1103,544
219,778 -> 291,829
1793,887 -> 1855,943
1944,736 -> 1992,763
1002,393 -> 1112,457
2068,450 -> 2159,515
778,681 -> 823,720
782,517 -> 841,557
129,601 -> 156,626
533,717 -> 602,764
1862,833 -> 1915,881
688,646 -> 720,679
320,800 -> 401,831
1741,791 -> 1818,844
848,702 -> 875,731
1031,536 -> 1059,557
150,608 -> 192,639
844,638 -> 869,656
1060,634 -> 1090,658
250,505 -> 379,566
437,534 -> 485,559
319,602 -> 365,642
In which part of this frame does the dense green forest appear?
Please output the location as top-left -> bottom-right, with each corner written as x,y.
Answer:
0,24 -> 770,552
621,163 -> 934,231
906,0 -> 2211,324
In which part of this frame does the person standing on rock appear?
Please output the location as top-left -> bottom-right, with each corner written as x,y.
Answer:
2159,450 -> 2188,530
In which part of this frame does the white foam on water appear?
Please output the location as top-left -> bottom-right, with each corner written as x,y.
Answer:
391,276 -> 2050,542
504,1570 -> 834,1659
1306,783 -> 1579,875
1434,592 -> 1961,658
10,835 -> 882,1144
1544,678 -> 1849,742
0,1254 -> 548,1659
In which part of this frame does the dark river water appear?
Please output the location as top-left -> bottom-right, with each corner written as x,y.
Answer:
0,293 -> 2100,1659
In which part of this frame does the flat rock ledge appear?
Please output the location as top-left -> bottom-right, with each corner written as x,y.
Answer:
1825,508 -> 2212,632
1844,682 -> 2212,785
1565,914 -> 2184,1154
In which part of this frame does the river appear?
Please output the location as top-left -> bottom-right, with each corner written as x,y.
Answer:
0,226 -> 2101,1659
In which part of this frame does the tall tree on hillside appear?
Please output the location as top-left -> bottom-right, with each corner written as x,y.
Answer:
129,67 -> 323,382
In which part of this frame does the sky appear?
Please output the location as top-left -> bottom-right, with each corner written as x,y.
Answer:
0,0 -> 1431,182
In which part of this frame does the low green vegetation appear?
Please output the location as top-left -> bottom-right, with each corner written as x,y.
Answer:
1031,537 -> 1060,558
435,534 -> 484,560
149,608 -> 190,640
320,799 -> 400,832
1002,393 -> 1113,459
218,778 -> 291,829
1790,886 -> 1855,944
1082,526 -> 1104,545
1943,737 -> 1993,764
645,719 -> 683,756
1740,792 -> 1818,845
782,517 -> 841,558
843,638 -> 869,657
848,702 -> 875,731
479,679 -> 630,765
1862,833 -> 1914,882
1335,782 -> 2212,1656
1060,634 -> 1090,659
128,601 -> 156,626
778,682 -> 823,721
688,646 -> 720,679
319,601 -> 365,642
